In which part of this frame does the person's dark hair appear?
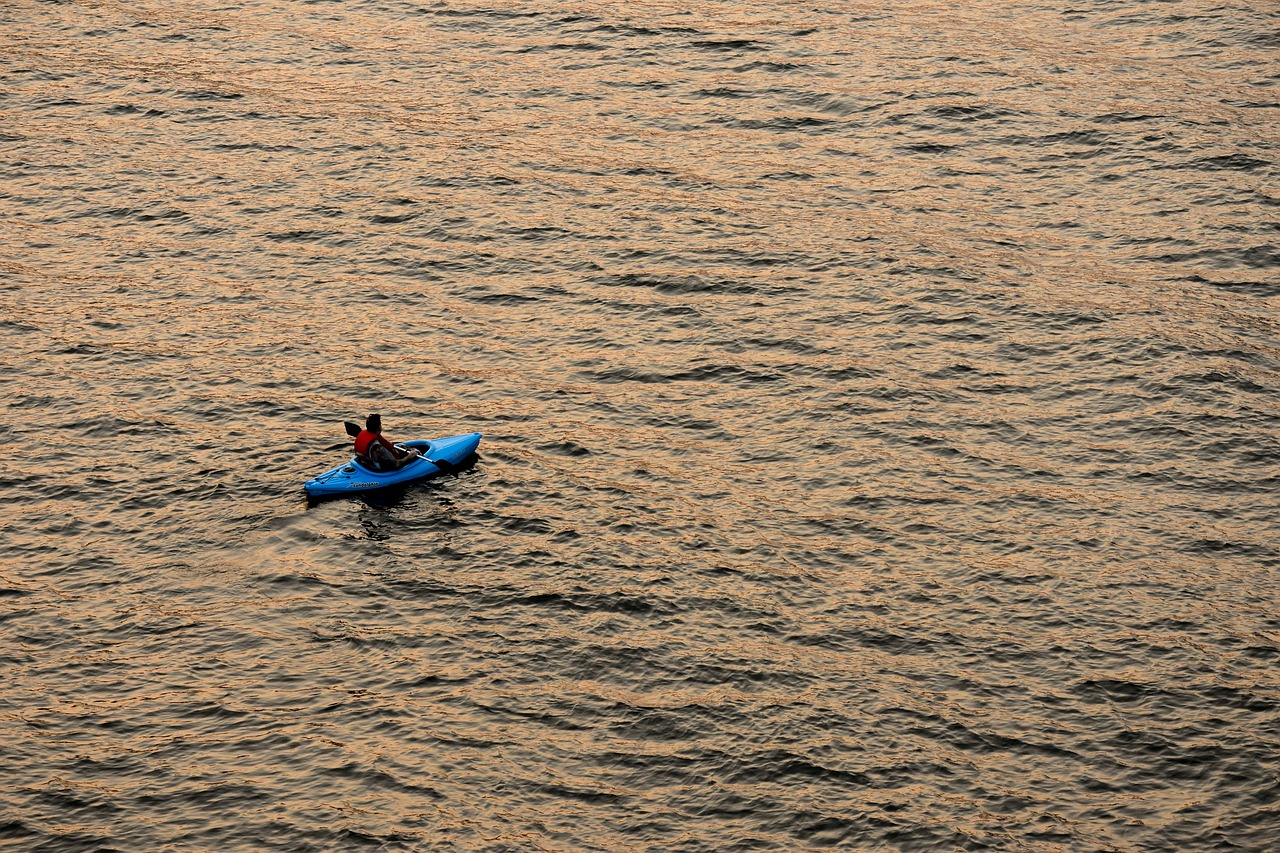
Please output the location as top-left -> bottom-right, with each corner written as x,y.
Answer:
366,413 -> 382,433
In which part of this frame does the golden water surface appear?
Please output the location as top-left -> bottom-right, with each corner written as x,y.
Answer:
2,1 -> 1278,850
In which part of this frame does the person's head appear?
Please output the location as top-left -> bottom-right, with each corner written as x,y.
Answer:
366,413 -> 382,434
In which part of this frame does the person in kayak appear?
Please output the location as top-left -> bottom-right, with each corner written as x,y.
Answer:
353,414 -> 421,471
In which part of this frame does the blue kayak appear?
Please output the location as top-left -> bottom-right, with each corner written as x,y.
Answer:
304,433 -> 481,498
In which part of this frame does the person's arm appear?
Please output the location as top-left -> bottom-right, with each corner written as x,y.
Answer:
368,441 -> 400,469
374,440 -> 420,468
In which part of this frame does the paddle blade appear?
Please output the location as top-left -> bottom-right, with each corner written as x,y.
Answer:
344,421 -> 361,437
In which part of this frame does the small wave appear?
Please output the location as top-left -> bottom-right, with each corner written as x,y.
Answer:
690,39 -> 770,52
1170,153 -> 1273,172
595,273 -> 760,295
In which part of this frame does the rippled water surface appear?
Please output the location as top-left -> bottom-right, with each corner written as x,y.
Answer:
3,0 -> 1279,850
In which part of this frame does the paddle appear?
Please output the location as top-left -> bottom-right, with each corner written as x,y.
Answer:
342,421 -> 454,472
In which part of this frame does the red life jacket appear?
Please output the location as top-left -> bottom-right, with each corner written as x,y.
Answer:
354,429 -> 397,459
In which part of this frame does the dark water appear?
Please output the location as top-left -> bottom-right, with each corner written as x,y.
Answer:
3,0 -> 1279,849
